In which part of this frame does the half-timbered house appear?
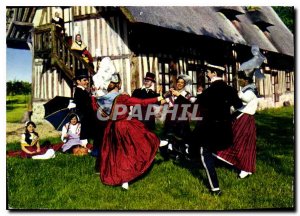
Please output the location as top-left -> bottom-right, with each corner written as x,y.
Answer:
6,6 -> 294,122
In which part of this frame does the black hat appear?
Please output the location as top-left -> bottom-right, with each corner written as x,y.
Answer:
205,64 -> 225,77
74,68 -> 89,81
237,71 -> 248,79
238,71 -> 253,82
205,64 -> 225,74
144,72 -> 156,83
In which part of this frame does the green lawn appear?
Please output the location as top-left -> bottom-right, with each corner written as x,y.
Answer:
7,94 -> 31,123
6,106 -> 294,210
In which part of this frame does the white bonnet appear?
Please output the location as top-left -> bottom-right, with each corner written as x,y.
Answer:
177,74 -> 192,93
239,45 -> 266,79
92,57 -> 120,96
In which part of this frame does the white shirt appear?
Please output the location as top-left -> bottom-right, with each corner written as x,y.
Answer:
77,85 -> 85,90
238,85 -> 258,115
165,90 -> 190,107
61,123 -> 81,142
210,77 -> 223,83
141,85 -> 154,92
20,133 -> 38,146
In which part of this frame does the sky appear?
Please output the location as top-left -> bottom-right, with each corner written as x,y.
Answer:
6,48 -> 32,82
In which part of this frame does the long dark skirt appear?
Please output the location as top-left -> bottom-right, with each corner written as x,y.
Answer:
99,118 -> 160,186
217,114 -> 256,173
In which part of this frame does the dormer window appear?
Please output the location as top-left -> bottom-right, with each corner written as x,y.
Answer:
217,7 -> 244,21
246,9 -> 274,32
253,21 -> 274,32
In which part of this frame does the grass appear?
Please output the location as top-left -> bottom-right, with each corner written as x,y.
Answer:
6,94 -> 31,123
6,106 -> 295,210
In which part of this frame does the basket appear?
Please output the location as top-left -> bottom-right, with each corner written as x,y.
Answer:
72,146 -> 88,156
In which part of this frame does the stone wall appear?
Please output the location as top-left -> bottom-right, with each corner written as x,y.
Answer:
31,101 -> 47,124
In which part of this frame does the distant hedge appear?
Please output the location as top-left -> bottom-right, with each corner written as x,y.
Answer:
7,80 -> 31,96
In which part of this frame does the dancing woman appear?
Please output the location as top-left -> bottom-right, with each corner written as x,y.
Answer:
217,71 -> 259,178
95,69 -> 164,190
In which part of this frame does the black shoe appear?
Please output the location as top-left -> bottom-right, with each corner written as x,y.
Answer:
211,190 -> 222,196
159,145 -> 170,161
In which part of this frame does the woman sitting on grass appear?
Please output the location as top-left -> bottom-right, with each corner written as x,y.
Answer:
61,114 -> 83,153
20,121 -> 41,156
20,121 -> 55,159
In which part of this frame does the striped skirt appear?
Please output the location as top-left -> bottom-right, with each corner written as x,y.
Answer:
217,113 -> 256,173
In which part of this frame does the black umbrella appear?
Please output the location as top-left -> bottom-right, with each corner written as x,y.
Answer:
43,96 -> 75,131
43,96 -> 71,117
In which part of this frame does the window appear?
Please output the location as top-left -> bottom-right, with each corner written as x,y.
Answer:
272,72 -> 279,102
286,71 -> 291,91
218,8 -> 244,22
158,59 -> 175,93
187,60 -> 207,95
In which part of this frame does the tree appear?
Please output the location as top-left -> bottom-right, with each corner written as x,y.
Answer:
22,81 -> 32,95
13,81 -> 23,95
6,80 -> 32,96
272,6 -> 294,33
6,81 -> 14,96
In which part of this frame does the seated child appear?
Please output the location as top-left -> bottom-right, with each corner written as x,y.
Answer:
20,121 -> 41,156
61,113 -> 87,153
20,121 -> 55,159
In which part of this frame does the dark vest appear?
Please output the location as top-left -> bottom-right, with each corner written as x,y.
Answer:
132,88 -> 159,99
24,132 -> 38,145
131,88 -> 159,130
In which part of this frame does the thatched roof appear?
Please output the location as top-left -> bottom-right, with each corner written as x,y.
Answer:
6,6 -> 293,57
258,7 -> 294,56
122,6 -> 294,57
215,6 -> 245,21
122,7 -> 246,44
215,6 -> 245,15
235,10 -> 278,53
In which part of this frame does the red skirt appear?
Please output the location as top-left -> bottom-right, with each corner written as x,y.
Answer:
217,114 -> 256,173
99,118 -> 160,186
6,143 -> 62,158
7,143 -> 93,158
6,146 -> 49,158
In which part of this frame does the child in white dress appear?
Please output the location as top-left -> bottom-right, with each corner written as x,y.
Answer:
61,114 -> 85,153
